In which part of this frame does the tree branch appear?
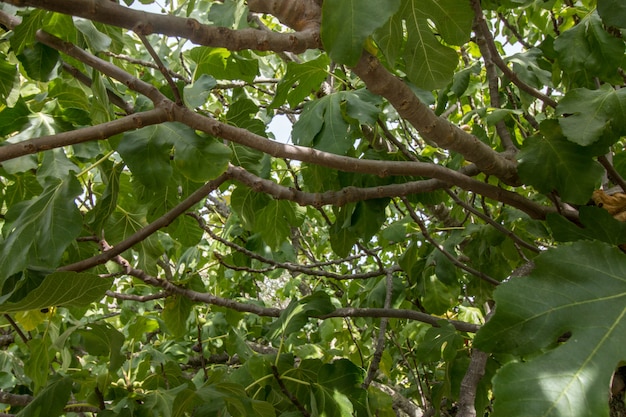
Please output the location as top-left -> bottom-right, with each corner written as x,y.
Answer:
456,349 -> 490,417
0,108 -> 169,162
176,109 -> 555,219
351,52 -> 519,185
320,308 -> 480,333
470,0 -> 558,109
402,198 -> 501,286
471,5 -> 517,152
0,0 -> 321,53
59,173 -> 230,272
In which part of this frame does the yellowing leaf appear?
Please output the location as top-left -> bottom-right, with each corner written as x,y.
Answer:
592,190 -> 626,221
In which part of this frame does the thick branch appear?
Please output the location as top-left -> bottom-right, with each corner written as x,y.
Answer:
0,108 -> 169,162
175,107 -> 553,219
457,349 -> 489,417
0,0 -> 320,53
351,52 -> 519,185
248,0 -> 321,32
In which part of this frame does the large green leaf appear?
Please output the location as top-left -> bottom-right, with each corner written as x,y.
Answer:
23,338 -> 53,391
0,176 -> 82,280
267,292 -> 335,341
320,0 -> 401,66
554,12 -> 624,87
547,205 -> 626,245
17,42 -> 59,82
169,125 -> 231,182
475,241 -> 626,417
188,47 -> 258,82
557,85 -> 626,146
517,122 -> 603,204
117,122 -> 230,187
74,17 -> 111,53
162,295 -> 193,338
402,2 -> 460,90
291,91 -> 378,155
16,377 -> 72,417
0,272 -> 112,313
183,73 -> 217,108
10,9 -> 45,55
256,199 -> 296,249
598,0 -> 626,28
77,323 -> 125,372
414,0 -> 473,45
270,54 -> 330,109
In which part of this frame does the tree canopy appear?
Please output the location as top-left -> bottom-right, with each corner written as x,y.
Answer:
0,0 -> 625,416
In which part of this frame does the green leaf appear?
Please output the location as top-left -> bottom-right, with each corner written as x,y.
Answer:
0,97 -> 30,136
419,271 -> 460,315
415,321 -> 464,362
343,90 -> 381,125
374,11 -> 403,67
256,199 -> 295,249
315,359 -> 365,417
89,70 -> 113,124
0,176 -> 82,280
189,47 -> 258,83
0,56 -> 18,102
117,125 -> 173,189
73,17 -> 111,52
183,73 -> 217,108
10,9 -> 45,55
17,42 -> 59,82
548,205 -> 626,245
77,323 -> 125,372
0,272 -> 112,313
321,0 -> 401,66
475,241 -> 626,417
16,377 -> 72,417
554,12 -> 624,87
557,85 -> 626,146
403,15 -> 459,90
292,94 -> 351,155
230,185 -> 272,230
270,54 -> 330,109
49,79 -> 91,112
416,0 -> 473,45
517,122 -> 603,204
144,385 -> 188,417
267,292 -> 335,340
38,149 -> 80,181
88,161 -> 123,231
170,124 -> 231,182
23,338 -> 52,390
162,295 -> 193,338
598,0 -> 626,28
207,0 -> 249,28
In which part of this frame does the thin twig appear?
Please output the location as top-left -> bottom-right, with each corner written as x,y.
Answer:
362,270 -> 393,388
271,365 -> 311,417
470,0 -> 558,109
3,314 -> 28,344
447,190 -> 540,253
401,198 -> 501,286
136,32 -> 182,105
598,155 -> 626,192
105,291 -> 169,302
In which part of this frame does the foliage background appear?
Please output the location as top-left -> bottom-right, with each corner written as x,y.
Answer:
0,0 -> 624,416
